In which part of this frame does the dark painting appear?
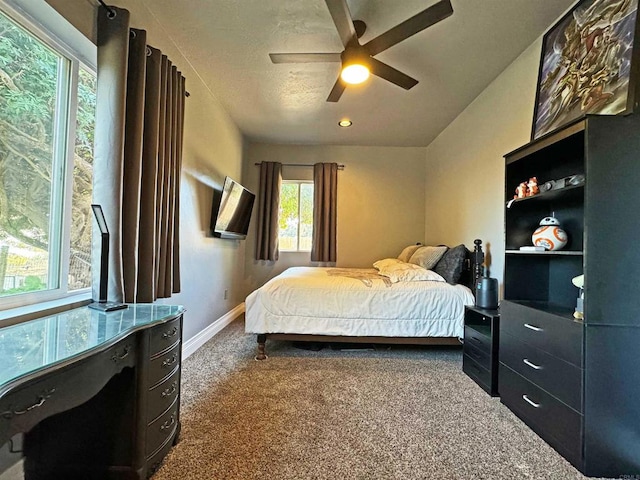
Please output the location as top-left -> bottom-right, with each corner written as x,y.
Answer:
532,0 -> 639,139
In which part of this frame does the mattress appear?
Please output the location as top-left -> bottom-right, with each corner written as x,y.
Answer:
245,267 -> 474,338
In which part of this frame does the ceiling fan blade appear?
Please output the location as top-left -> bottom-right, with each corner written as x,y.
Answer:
364,0 -> 453,56
326,77 -> 347,102
269,53 -> 341,64
369,58 -> 418,90
325,0 -> 358,48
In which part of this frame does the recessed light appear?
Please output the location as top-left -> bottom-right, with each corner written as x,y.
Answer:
338,119 -> 352,127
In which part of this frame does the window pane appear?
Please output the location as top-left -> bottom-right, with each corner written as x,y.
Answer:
279,183 -> 299,251
0,11 -> 62,297
299,183 -> 314,251
69,67 -> 95,291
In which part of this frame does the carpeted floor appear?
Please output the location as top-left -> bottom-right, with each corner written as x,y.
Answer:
153,316 -> 594,480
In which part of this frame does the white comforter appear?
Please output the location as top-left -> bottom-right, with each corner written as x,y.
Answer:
245,267 -> 474,338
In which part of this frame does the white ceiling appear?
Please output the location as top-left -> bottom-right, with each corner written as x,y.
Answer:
141,0 -> 576,147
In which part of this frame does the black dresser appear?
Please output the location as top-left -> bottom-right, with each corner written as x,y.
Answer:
462,306 -> 499,396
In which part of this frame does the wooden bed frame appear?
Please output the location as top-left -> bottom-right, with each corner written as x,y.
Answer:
254,239 -> 485,360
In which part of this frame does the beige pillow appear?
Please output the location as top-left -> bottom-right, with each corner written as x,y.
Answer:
408,246 -> 448,270
397,244 -> 422,263
373,258 -> 402,270
377,262 -> 445,283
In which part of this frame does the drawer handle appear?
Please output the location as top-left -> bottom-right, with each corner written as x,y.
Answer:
162,381 -> 178,398
524,323 -> 543,332
1,388 -> 56,419
162,353 -> 178,368
522,394 -> 541,408
111,345 -> 131,363
162,327 -> 178,339
469,347 -> 482,360
160,413 -> 176,431
470,336 -> 483,345
523,358 -> 542,370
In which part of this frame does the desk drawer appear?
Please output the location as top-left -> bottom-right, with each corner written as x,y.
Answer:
500,332 -> 582,412
500,364 -> 582,466
500,301 -> 582,366
464,326 -> 491,356
149,316 -> 182,356
463,333 -> 491,370
148,368 -> 180,423
148,342 -> 181,388
146,397 -> 179,457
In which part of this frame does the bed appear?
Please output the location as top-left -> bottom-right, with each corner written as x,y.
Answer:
245,240 -> 484,359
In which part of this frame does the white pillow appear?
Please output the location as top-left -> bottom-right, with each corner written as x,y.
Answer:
377,262 -> 445,283
373,258 -> 402,270
397,244 -> 422,263
408,246 -> 448,270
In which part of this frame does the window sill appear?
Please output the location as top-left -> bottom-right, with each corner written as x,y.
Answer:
0,293 -> 93,327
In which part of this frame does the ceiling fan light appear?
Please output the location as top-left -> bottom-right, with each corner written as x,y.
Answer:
341,64 -> 369,84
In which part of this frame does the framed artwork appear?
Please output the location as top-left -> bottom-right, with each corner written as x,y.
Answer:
532,0 -> 640,140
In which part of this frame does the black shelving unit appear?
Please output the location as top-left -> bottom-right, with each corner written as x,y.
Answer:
499,115 -> 640,478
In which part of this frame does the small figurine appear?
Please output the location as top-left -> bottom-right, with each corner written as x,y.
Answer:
527,177 -> 539,196
514,182 -> 528,199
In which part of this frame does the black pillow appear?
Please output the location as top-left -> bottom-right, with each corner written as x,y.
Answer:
433,244 -> 467,284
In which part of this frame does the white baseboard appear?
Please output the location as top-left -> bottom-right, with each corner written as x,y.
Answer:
182,303 -> 245,360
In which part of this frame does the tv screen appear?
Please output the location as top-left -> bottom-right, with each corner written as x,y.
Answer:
211,177 -> 255,239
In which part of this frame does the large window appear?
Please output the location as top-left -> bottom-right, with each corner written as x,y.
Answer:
279,181 -> 313,252
0,1 -> 96,310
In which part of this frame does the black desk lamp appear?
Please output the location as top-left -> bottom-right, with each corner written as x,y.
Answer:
88,204 -> 127,312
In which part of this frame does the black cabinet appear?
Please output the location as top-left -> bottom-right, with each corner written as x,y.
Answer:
462,306 -> 499,396
500,115 -> 640,478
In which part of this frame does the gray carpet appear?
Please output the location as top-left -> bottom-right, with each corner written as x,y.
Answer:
153,316 -> 594,480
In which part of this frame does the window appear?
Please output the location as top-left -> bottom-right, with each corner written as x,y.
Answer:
279,181 -> 313,252
0,1 -> 96,310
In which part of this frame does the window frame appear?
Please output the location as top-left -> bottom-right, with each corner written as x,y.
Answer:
279,180 -> 314,253
0,0 -> 97,312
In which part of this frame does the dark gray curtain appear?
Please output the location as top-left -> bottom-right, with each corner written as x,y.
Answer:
95,6 -> 186,303
311,163 -> 338,263
255,162 -> 282,261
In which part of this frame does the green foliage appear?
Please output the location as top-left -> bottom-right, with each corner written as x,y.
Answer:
0,10 -> 95,293
278,182 -> 314,250
2,275 -> 45,295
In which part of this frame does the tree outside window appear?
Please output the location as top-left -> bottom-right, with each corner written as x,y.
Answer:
279,181 -> 313,252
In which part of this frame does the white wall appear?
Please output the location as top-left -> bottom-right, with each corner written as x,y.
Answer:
242,144 -> 426,295
45,0 -> 247,342
423,40 -> 544,289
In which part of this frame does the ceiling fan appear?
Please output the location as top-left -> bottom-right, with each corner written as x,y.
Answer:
269,0 -> 454,102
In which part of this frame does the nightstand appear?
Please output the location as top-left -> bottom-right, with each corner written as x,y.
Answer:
462,305 -> 500,396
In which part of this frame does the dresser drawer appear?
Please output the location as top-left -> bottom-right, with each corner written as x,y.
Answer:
500,331 -> 582,412
146,397 -> 179,457
149,316 -> 182,356
463,354 -> 491,392
500,301 -> 582,366
500,364 -> 582,466
148,342 -> 181,388
148,368 -> 180,423
145,420 -> 178,478
464,326 -> 491,355
463,332 -> 491,370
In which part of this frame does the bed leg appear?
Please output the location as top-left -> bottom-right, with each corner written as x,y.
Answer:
255,334 -> 267,361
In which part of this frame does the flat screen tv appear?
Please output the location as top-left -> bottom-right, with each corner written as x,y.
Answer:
210,176 -> 256,239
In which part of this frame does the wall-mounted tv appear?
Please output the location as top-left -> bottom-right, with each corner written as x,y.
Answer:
210,176 -> 256,239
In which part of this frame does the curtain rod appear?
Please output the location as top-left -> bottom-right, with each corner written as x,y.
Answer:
97,0 -> 116,18
254,162 -> 344,170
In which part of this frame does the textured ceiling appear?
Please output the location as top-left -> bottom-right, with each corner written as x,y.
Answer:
140,0 -> 576,147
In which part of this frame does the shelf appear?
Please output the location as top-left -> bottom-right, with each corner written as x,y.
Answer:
506,184 -> 584,208
506,250 -> 584,256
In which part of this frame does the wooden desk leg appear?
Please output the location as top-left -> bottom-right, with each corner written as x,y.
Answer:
255,334 -> 267,361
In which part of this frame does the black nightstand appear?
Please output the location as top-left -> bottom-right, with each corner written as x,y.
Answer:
463,305 -> 500,396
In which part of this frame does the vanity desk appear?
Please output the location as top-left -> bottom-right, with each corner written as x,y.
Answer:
0,304 -> 184,479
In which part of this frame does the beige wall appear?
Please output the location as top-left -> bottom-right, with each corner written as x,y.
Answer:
423,41 -> 544,288
45,0 -> 247,342
242,144 -> 426,295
